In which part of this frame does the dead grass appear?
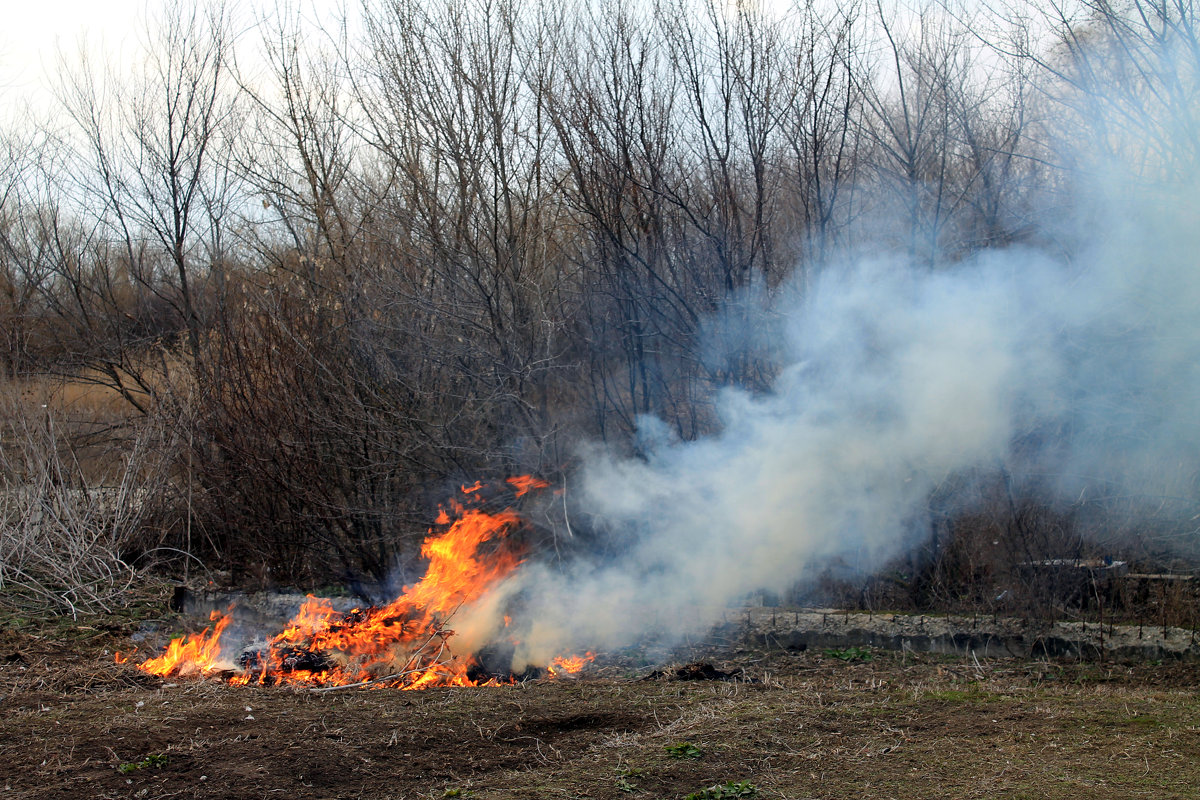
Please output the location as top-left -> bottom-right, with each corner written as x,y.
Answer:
1,603 -> 1199,800
3,374 -> 138,424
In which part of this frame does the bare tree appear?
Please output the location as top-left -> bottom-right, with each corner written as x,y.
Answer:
857,1 -> 965,267
359,0 -> 578,456
0,120 -> 52,379
778,0 -> 866,271
856,1 -> 1040,265
658,0 -> 791,291
1007,0 -> 1200,176
55,0 -> 240,387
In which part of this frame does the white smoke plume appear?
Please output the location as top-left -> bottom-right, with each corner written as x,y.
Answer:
502,20 -> 1200,669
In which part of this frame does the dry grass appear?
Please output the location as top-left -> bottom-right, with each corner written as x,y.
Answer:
5,374 -> 138,425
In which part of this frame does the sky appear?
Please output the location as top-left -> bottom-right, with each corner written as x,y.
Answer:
0,1 -> 351,117
0,0 -> 800,117
0,0 -> 145,107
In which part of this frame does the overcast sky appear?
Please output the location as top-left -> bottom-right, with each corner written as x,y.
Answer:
0,1 -> 352,117
1,1 -> 145,105
0,0 -> 904,120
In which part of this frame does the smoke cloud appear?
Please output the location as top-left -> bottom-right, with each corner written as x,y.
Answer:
502,43 -> 1200,669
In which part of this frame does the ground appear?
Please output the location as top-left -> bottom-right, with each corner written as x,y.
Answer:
2,599 -> 1199,800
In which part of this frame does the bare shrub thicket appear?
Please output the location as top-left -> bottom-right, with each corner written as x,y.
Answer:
0,389 -> 176,615
0,0 -> 1196,613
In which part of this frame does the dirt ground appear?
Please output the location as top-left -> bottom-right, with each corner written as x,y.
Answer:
2,601 -> 1200,800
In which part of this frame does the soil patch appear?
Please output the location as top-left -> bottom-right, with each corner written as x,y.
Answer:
3,605 -> 1199,800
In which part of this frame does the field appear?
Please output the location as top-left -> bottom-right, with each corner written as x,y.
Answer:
2,599 -> 1199,800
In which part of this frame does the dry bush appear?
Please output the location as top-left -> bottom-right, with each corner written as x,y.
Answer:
0,385 -> 176,616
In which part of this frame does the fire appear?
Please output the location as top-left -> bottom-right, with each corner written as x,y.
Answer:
132,477 -> 589,689
506,475 -> 549,497
138,611 -> 232,677
547,651 -> 595,677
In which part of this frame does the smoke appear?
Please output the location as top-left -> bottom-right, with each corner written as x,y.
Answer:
500,21 -> 1200,669
507,253 -> 1060,666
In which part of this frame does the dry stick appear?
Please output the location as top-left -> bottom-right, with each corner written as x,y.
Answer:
395,632 -> 450,677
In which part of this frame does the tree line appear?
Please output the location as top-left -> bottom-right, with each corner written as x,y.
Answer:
0,0 -> 1195,605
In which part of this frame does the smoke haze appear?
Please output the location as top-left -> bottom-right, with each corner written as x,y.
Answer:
505,54 -> 1200,670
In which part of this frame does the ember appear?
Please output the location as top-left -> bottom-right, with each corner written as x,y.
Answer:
134,478 -> 590,689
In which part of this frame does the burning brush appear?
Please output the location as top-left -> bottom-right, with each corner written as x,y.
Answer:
134,477 -> 593,689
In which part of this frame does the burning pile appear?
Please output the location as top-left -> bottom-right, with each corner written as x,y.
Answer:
135,477 -> 592,689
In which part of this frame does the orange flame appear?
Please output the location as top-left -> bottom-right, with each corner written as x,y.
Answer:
137,478 -> 563,689
507,475 -> 549,497
547,651 -> 595,677
138,611 -> 232,677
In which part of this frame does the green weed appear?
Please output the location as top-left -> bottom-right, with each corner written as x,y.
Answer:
118,753 -> 168,774
665,742 -> 703,759
823,646 -> 873,662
